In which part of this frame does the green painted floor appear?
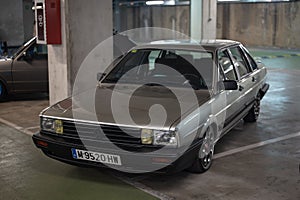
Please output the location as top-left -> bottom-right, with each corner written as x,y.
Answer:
250,48 -> 300,70
0,124 -> 157,200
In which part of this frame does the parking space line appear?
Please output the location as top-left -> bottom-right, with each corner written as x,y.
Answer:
119,177 -> 175,200
214,132 -> 300,159
0,117 -> 34,136
24,126 -> 40,130
112,173 -> 174,200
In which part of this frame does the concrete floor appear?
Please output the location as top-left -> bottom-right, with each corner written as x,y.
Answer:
0,124 -> 157,200
0,49 -> 299,200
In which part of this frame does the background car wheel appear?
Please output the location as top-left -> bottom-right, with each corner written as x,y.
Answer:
187,127 -> 214,173
0,82 -> 7,101
244,94 -> 261,123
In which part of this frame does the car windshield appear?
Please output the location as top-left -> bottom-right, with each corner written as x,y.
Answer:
12,38 -> 36,58
102,49 -> 214,90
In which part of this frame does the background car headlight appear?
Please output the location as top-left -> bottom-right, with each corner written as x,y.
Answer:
41,118 -> 63,134
153,130 -> 178,146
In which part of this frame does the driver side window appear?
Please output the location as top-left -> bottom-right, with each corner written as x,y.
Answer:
25,44 -> 47,60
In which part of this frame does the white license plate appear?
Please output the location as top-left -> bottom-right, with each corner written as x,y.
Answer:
71,148 -> 122,166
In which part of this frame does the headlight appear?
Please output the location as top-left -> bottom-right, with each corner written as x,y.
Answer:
41,118 -> 63,134
141,129 -> 178,147
153,130 -> 178,146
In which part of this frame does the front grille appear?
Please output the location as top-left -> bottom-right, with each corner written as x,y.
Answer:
62,120 -> 142,145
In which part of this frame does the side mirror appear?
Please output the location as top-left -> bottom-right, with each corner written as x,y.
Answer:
223,80 -> 238,90
97,73 -> 106,81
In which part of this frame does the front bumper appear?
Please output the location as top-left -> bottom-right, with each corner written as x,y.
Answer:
32,132 -> 202,173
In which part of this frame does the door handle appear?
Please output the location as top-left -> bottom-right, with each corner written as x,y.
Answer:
239,85 -> 244,91
252,77 -> 257,82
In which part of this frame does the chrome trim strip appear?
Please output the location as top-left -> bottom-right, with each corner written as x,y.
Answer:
215,78 -> 264,117
40,115 -> 172,131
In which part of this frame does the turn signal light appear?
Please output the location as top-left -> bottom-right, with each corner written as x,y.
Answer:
37,140 -> 48,147
152,157 -> 172,164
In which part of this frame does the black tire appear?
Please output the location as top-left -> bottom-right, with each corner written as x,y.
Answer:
187,127 -> 214,173
0,81 -> 7,101
244,94 -> 261,123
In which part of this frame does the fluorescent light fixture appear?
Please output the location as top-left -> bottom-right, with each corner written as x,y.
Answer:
165,0 -> 175,5
146,1 -> 165,6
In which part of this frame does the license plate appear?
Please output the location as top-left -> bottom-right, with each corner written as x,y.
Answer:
71,148 -> 122,166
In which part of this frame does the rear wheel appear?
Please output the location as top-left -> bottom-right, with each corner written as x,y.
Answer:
187,127 -> 215,173
244,94 -> 261,122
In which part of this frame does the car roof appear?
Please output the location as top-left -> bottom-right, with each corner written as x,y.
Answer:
134,39 -> 240,52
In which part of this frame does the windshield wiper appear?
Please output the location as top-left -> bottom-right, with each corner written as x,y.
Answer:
102,77 -> 119,83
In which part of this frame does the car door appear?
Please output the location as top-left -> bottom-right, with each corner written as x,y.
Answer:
227,45 -> 256,114
217,49 -> 242,128
240,45 -> 263,95
12,42 -> 48,93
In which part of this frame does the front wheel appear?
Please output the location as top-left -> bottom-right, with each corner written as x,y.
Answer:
187,127 -> 215,173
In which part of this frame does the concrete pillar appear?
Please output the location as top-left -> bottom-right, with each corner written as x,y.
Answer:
48,0 -> 113,105
190,0 -> 202,41
190,0 -> 217,40
47,0 -> 69,105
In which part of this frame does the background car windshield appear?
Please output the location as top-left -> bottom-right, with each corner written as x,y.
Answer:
102,49 -> 213,90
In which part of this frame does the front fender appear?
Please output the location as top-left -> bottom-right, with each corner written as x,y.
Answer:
176,101 -> 218,148
200,115 -> 218,141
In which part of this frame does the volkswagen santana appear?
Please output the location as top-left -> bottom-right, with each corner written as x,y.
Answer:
33,40 -> 269,173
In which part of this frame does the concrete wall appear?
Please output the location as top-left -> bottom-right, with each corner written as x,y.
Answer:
119,5 -> 190,36
0,0 -> 34,46
23,0 -> 34,42
0,0 -> 24,46
117,2 -> 299,49
217,2 -> 300,49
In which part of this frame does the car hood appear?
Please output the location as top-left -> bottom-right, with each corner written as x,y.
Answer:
43,84 -> 211,129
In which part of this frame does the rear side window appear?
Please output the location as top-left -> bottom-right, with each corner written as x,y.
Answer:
229,46 -> 251,78
218,50 -> 237,81
242,47 -> 258,70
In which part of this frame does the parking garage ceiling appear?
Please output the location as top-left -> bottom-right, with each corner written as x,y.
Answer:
114,0 -> 296,7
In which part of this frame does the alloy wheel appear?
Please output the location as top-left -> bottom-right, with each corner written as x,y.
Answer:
199,127 -> 214,169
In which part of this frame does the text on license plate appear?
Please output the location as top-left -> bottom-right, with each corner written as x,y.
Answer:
71,148 -> 122,166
